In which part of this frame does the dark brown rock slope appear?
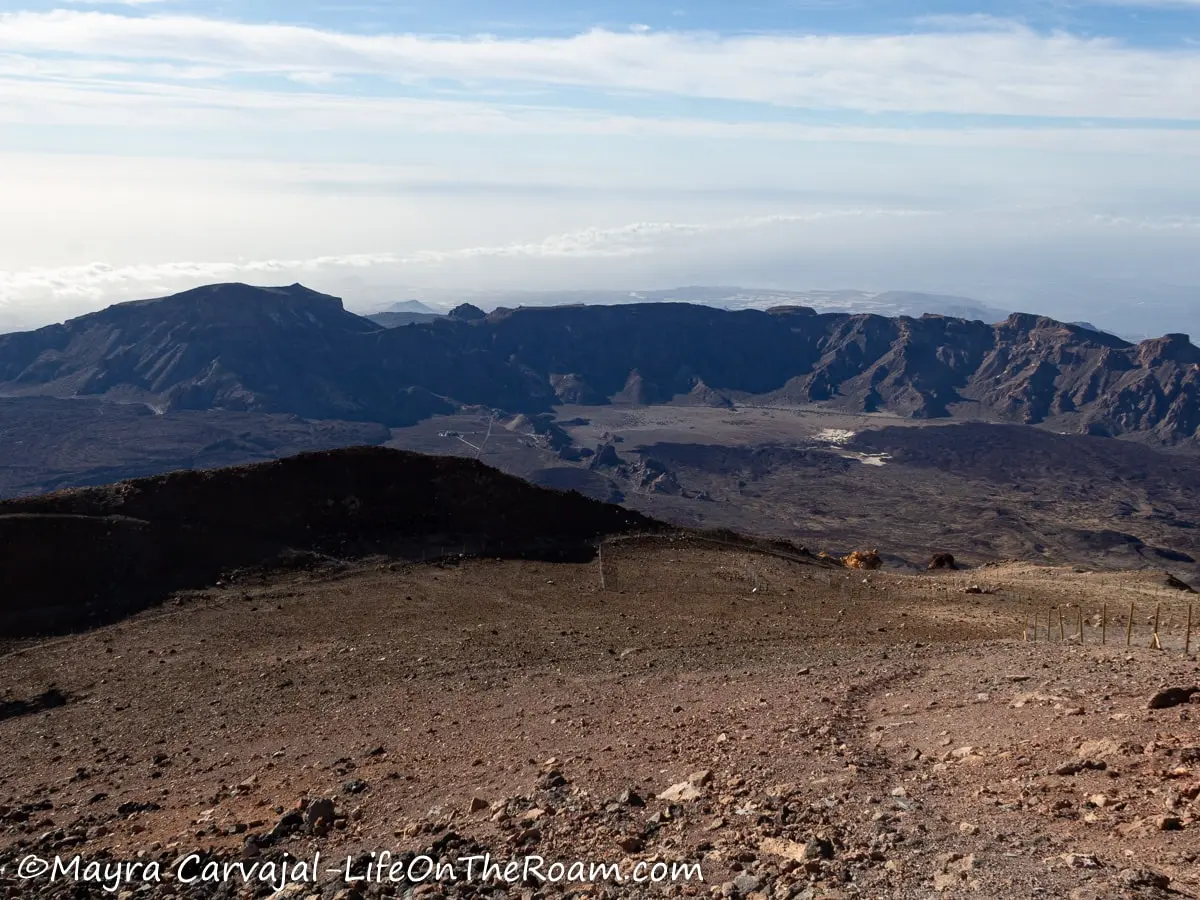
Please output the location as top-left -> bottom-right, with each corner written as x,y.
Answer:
0,283 -> 447,425
1,284 -> 1198,444
0,447 -> 660,638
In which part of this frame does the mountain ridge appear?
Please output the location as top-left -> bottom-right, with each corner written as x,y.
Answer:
1,283 -> 1197,445
398,285 -> 1014,323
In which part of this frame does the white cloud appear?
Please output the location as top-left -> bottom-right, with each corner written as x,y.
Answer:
286,71 -> 338,86
6,70 -> 1200,156
0,53 -> 227,81
402,210 -> 932,262
1090,213 -> 1200,229
0,209 -> 931,326
2,11 -> 1200,120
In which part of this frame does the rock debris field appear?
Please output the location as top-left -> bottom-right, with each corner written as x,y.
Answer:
2,540 -> 1199,899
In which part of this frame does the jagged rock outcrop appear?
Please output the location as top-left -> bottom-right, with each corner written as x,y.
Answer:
928,553 -> 957,570
2,284 -> 1199,445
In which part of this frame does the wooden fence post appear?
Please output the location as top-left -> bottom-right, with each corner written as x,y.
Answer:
1059,608 -> 1065,643
1186,603 -> 1193,656
1153,603 -> 1162,650
1126,602 -> 1134,647
1101,603 -> 1107,646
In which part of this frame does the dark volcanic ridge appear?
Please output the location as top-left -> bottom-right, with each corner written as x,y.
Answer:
0,395 -> 393,498
0,446 -> 665,639
2,282 -> 1199,445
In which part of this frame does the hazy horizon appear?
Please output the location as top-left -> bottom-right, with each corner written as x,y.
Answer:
2,276 -> 1197,344
2,0 -> 1200,337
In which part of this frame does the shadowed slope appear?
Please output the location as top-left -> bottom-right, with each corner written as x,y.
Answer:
0,446 -> 662,638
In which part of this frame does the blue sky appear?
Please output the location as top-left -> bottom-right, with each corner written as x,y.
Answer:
1,0 -> 1200,331
11,0 -> 1197,40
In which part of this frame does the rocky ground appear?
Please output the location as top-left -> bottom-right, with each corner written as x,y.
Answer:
384,407 -> 1200,580
2,539 -> 1198,898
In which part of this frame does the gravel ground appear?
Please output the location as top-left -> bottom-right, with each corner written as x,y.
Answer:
2,541 -> 1197,898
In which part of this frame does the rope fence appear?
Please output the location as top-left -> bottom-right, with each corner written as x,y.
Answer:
1022,600 -> 1194,654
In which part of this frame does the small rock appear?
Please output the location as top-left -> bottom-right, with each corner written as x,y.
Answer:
116,801 -> 160,816
1155,815 -> 1184,831
927,553 -> 956,570
932,872 -> 960,892
269,811 -> 304,841
1118,869 -> 1170,890
1148,686 -> 1199,710
1078,738 -> 1139,759
732,873 -> 762,896
303,798 -> 336,833
618,788 -> 645,807
759,837 -> 810,863
806,836 -> 835,860
659,781 -> 702,802
945,854 -> 977,874
1056,760 -> 1106,776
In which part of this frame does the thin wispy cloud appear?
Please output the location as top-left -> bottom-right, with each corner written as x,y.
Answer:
0,209 -> 918,288
0,210 -> 938,324
3,12 -> 1200,120
8,73 -> 1200,154
1090,213 -> 1200,229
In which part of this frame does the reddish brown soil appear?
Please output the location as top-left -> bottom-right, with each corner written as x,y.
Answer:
2,542 -> 1198,898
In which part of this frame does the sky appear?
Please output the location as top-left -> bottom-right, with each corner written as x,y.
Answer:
2,0 -> 1200,333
